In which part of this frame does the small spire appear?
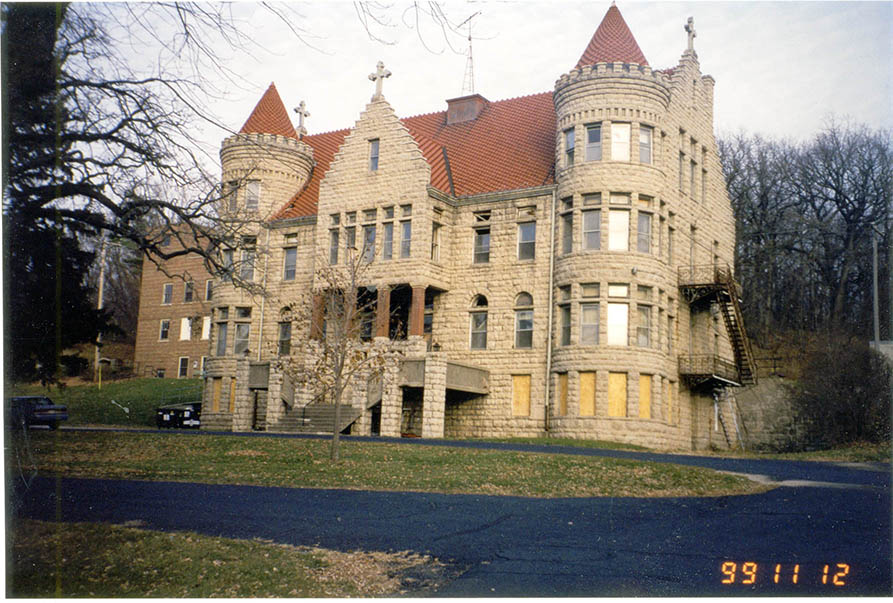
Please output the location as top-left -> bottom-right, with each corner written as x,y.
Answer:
368,61 -> 392,101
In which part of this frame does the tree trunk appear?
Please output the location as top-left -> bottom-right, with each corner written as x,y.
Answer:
331,371 -> 342,461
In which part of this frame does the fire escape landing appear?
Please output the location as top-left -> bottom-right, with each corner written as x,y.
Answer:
678,264 -> 757,389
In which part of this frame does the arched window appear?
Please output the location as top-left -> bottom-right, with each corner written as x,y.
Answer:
470,295 -> 488,349
514,292 -> 534,348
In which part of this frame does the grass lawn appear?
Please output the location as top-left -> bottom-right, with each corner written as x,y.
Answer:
7,378 -> 201,428
8,430 -> 766,498
470,436 -> 649,451
8,519 -> 445,597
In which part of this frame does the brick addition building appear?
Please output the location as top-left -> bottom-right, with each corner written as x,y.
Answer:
133,232 -> 215,379
142,4 -> 757,450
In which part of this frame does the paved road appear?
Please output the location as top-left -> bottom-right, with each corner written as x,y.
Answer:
11,432 -> 892,596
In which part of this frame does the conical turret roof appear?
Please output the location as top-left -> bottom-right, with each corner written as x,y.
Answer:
575,3 -> 648,68
239,83 -> 298,138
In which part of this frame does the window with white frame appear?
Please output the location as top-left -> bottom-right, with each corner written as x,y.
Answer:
382,222 -> 393,260
611,122 -> 630,161
205,279 -> 213,301
586,123 -> 602,161
561,212 -> 573,254
278,321 -> 292,355
517,222 -> 535,260
183,281 -> 194,303
564,128 -> 575,167
283,246 -> 297,280
400,220 -> 412,258
637,304 -> 652,347
178,357 -> 189,378
329,229 -> 339,265
201,316 -> 211,340
162,283 -> 173,304
514,292 -> 534,348
639,126 -> 653,164
245,180 -> 260,212
431,222 -> 441,261
362,224 -> 376,263
159,319 -> 170,341
369,139 -> 380,171
559,304 -> 571,346
234,323 -> 250,356
473,227 -> 490,264
582,209 -> 601,250
215,322 -> 228,356
637,212 -> 652,253
580,302 -> 599,345
469,295 -> 488,349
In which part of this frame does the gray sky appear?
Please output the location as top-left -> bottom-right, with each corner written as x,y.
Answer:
203,1 -> 892,145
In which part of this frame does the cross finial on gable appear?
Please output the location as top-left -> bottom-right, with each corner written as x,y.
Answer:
368,61 -> 391,101
685,17 -> 696,52
293,100 -> 310,138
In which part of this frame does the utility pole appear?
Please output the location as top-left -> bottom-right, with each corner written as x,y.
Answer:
873,231 -> 880,344
94,236 -> 107,386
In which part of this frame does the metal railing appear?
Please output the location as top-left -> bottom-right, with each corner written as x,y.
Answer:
678,354 -> 740,383
677,263 -> 734,287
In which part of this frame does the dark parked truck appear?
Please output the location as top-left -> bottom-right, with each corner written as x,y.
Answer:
155,402 -> 201,429
6,396 -> 69,430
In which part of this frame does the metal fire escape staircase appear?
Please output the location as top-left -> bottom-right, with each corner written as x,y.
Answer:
678,264 -> 757,388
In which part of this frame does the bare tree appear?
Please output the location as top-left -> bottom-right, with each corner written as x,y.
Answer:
276,248 -> 397,461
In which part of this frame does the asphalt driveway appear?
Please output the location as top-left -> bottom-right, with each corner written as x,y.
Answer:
9,431 -> 892,596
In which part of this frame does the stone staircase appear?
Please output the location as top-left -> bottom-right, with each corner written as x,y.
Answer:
273,375 -> 384,434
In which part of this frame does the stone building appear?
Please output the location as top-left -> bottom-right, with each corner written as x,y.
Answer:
161,4 -> 756,449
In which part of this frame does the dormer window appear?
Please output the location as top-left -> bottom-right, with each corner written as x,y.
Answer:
369,138 -> 380,171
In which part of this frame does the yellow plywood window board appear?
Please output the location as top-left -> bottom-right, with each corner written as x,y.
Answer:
211,377 -> 222,412
513,374 -> 531,417
558,373 -> 568,416
229,377 -> 237,413
579,371 -> 596,416
608,372 -> 627,417
639,374 -> 652,419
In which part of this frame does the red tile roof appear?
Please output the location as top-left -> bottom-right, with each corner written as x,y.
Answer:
272,92 -> 556,219
575,3 -> 648,68
239,82 -> 298,139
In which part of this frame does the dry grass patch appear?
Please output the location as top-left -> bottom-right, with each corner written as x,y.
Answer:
9,430 -> 768,498
8,520 -> 448,597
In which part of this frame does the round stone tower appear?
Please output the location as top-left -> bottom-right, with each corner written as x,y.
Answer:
219,82 -> 315,220
549,5 -> 681,445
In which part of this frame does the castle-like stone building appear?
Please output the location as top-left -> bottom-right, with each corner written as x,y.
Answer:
139,4 -> 756,450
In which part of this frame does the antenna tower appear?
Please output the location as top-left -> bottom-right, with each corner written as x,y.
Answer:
459,12 -> 481,96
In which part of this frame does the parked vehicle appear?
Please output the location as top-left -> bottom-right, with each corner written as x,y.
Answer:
155,401 -> 201,429
6,396 -> 68,430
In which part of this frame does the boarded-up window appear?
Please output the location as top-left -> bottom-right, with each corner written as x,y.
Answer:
211,377 -> 222,412
557,373 -> 568,416
512,375 -> 531,417
608,372 -> 627,417
639,374 -> 652,419
580,371 -> 596,417
229,377 -> 237,413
